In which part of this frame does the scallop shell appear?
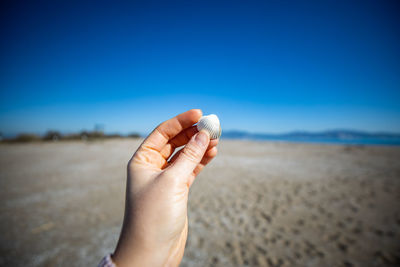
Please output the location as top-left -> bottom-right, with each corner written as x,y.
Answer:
196,114 -> 221,139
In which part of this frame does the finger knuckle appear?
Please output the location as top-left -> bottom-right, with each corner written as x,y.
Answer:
211,147 -> 218,155
182,143 -> 202,162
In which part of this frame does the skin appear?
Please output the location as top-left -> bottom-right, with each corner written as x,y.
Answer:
112,109 -> 219,267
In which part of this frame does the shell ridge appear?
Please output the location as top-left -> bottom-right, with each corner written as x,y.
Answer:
196,114 -> 221,139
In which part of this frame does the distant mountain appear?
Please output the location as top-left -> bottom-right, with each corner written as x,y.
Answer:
222,130 -> 400,145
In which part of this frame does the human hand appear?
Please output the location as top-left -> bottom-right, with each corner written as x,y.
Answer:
112,109 -> 219,267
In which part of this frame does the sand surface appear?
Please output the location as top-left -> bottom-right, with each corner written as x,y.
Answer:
0,139 -> 399,266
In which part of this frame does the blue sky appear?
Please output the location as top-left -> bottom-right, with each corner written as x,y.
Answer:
1,0 -> 399,136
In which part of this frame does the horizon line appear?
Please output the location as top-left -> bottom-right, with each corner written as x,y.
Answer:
2,128 -> 400,138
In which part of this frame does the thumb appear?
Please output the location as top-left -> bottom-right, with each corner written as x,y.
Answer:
167,130 -> 210,180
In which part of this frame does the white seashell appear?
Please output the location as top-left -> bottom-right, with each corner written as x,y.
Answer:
196,114 -> 221,139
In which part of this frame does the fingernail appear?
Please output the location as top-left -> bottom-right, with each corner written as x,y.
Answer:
195,131 -> 209,147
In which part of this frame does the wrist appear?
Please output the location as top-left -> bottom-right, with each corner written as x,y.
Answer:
112,235 -> 172,267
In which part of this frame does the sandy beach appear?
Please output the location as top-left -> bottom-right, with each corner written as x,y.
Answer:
0,139 -> 399,267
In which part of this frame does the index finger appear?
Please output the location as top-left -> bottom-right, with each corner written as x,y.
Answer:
141,109 -> 203,152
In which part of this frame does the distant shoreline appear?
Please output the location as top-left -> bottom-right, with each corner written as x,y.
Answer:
2,137 -> 400,147
221,137 -> 400,146
221,130 -> 400,146
1,129 -> 400,146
